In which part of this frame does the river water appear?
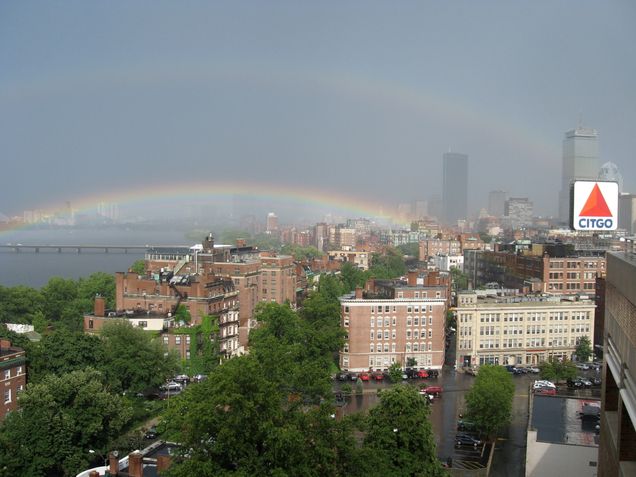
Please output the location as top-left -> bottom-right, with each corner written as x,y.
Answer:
0,228 -> 191,288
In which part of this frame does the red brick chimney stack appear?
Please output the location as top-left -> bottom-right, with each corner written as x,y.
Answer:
355,286 -> 363,299
94,296 -> 106,317
407,270 -> 418,287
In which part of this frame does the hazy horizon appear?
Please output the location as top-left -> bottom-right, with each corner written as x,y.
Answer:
2,1 -> 635,219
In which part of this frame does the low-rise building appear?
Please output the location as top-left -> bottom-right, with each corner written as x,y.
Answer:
456,291 -> 595,368
339,271 -> 449,372
0,339 -> 26,421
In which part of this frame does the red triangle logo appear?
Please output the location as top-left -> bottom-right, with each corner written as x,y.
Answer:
580,184 -> 612,217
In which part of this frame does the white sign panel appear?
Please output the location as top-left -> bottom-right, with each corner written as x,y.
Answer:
571,181 -> 618,231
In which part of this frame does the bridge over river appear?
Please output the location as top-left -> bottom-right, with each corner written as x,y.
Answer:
0,244 -> 150,254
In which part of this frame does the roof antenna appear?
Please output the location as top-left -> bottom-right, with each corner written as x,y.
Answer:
577,111 -> 583,129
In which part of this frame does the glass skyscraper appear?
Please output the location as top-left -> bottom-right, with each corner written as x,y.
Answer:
442,152 -> 468,225
558,126 -> 599,223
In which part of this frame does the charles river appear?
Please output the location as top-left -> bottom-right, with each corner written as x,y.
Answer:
0,227 -> 191,287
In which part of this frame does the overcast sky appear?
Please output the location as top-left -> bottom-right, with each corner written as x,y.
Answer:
1,1 -> 635,219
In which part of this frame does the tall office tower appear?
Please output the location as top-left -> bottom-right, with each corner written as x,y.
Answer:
442,152 -> 468,225
266,212 -> 278,233
597,247 -> 636,475
558,126 -> 599,223
488,190 -> 507,217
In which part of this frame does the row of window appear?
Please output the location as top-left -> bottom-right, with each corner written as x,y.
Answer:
344,304 -> 438,314
2,366 -> 23,380
369,329 -> 433,340
476,336 -> 588,349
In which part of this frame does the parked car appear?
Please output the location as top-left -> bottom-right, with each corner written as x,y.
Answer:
416,369 -> 429,379
575,363 -> 590,371
533,380 -> 555,390
161,381 -> 182,392
590,377 -> 602,386
426,369 -> 440,378
193,374 -> 207,383
457,419 -> 478,432
421,385 -> 443,396
373,372 -> 384,381
359,372 -> 370,382
527,366 -> 540,374
350,373 -> 359,381
455,433 -> 481,448
337,372 -> 350,381
465,367 -> 478,376
174,374 -> 190,384
505,365 -> 523,375
567,378 -> 585,389
144,426 -> 159,439
577,377 -> 592,387
535,387 -> 556,396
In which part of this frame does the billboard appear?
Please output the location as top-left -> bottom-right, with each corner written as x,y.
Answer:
570,180 -> 618,231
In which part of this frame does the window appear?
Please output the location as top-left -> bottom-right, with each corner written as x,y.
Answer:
163,336 -> 169,345
428,330 -> 432,338
370,344 -> 374,353
186,350 -> 191,359
384,330 -> 389,340
384,344 -> 389,353
407,317 -> 412,326
413,343 -> 419,352
88,319 -> 94,329
3,389 -> 10,404
138,321 -> 147,328
370,318 -> 374,328
370,331 -> 374,340
175,336 -> 181,345
344,319 -> 349,327
384,317 -> 389,327
344,306 -> 349,313
407,306 -> 412,313
3,369 -> 9,380
414,317 -> 419,326
392,330 -> 396,339
429,316 -> 433,325
377,318 -> 382,327
186,335 -> 191,344
16,366 -> 22,375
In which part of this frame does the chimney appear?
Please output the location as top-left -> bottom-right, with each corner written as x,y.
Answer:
94,296 -> 106,317
128,451 -> 143,477
0,339 -> 10,351
89,471 -> 99,477
407,270 -> 418,287
355,286 -> 363,299
109,452 -> 120,475
157,455 -> 172,475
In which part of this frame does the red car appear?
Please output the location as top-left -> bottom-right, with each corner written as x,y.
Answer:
417,369 -> 429,379
359,372 -> 370,382
373,372 -> 384,381
535,387 -> 556,396
422,385 -> 443,395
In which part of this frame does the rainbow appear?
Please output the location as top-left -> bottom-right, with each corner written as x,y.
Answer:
0,180 -> 403,234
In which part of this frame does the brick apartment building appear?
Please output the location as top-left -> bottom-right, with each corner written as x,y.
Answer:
0,339 -> 26,421
419,239 -> 461,260
456,291 -> 595,368
339,271 -> 450,372
464,242 -> 605,294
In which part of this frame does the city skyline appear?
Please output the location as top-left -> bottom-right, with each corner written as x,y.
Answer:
2,2 -> 635,218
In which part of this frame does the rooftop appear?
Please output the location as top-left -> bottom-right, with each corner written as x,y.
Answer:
531,395 -> 599,447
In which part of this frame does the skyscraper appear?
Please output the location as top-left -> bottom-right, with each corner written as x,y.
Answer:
558,126 -> 599,223
442,152 -> 468,225
488,190 -> 507,217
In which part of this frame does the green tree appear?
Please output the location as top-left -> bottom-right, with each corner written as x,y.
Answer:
28,329 -> 105,383
77,272 -> 116,310
396,242 -> 419,259
41,277 -> 79,322
0,285 -> 45,324
450,267 -> 469,291
182,314 -> 221,375
464,365 -> 515,439
359,385 -> 444,477
539,357 -> 577,383
174,304 -> 192,324
280,244 -> 324,261
100,321 -> 178,393
339,262 -> 369,292
368,248 -> 406,279
163,356 -> 358,476
406,357 -> 418,368
387,362 -> 404,382
0,369 -> 132,477
129,259 -> 146,275
575,336 -> 593,362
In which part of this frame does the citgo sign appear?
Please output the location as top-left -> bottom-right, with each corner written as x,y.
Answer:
571,181 -> 618,231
